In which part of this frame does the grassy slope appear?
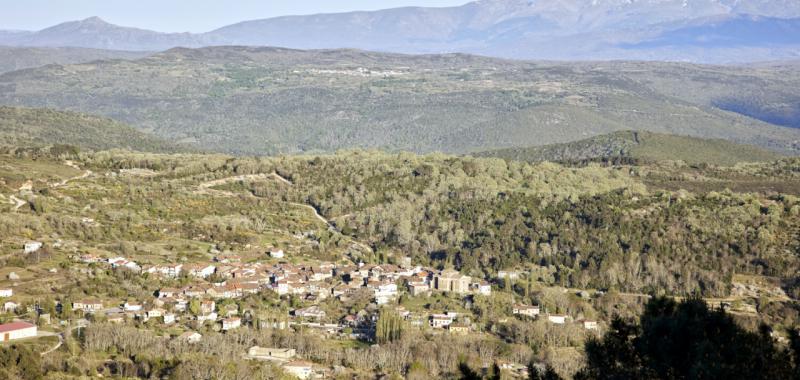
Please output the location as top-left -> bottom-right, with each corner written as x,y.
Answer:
0,47 -> 798,155
0,106 -> 183,153
473,130 -> 785,166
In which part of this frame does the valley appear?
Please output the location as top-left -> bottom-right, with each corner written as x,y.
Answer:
1,2 -> 800,378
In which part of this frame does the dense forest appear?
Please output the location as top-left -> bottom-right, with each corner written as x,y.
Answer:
0,107 -> 182,153
238,151 -> 800,298
473,130 -> 785,166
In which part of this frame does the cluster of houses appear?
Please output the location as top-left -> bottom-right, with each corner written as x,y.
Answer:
78,252 -> 493,306
69,251 -> 502,338
71,250 -> 602,339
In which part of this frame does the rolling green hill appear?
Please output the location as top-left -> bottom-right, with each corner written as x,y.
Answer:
0,47 -> 799,155
473,131 -> 786,166
0,106 -> 183,152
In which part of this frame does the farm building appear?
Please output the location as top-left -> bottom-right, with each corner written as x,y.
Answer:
24,242 -> 43,254
0,321 -> 37,342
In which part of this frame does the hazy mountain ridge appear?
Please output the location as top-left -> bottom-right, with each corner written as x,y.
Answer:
472,130 -> 786,165
0,46 -> 149,74
2,0 -> 800,62
0,46 -> 798,155
5,16 -> 209,51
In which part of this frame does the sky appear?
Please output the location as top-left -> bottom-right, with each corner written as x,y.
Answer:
0,0 -> 470,32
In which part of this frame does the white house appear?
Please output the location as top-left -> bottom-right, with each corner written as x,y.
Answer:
173,299 -> 188,312
548,315 -> 568,324
109,257 -> 140,272
143,264 -> 183,278
3,301 -> 19,313
430,314 -> 454,328
24,241 -> 43,254
186,264 -> 216,278
0,288 -> 12,298
73,299 -> 103,313
282,360 -> 313,379
272,281 -> 290,295
512,304 -> 540,318
0,321 -> 37,342
581,320 -> 599,330
145,308 -> 164,321
497,270 -> 520,280
269,249 -> 285,259
222,317 -> 241,331
472,281 -> 492,296
163,313 -> 176,325
123,302 -> 142,312
372,282 -> 398,305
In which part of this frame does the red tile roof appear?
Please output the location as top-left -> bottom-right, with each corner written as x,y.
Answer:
0,321 -> 35,333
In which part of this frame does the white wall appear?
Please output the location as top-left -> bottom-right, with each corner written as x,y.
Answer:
3,326 -> 37,341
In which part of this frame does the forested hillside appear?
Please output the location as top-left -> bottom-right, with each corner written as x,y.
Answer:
0,106 -> 183,152
260,152 -> 800,297
57,148 -> 798,298
0,147 -> 798,378
1,47 -> 799,155
474,131 -> 785,165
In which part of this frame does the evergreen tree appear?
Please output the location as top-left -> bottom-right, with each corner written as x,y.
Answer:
576,297 -> 797,380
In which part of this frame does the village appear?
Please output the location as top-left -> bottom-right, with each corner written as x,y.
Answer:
0,241 -> 600,379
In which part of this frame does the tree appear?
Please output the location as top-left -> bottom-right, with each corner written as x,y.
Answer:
458,360 -> 481,380
0,344 -> 43,380
376,308 -> 404,344
576,297 -> 797,380
528,363 -> 562,380
29,197 -> 48,214
59,298 -> 72,319
189,299 -> 201,316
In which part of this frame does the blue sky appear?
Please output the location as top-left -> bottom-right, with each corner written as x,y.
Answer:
1,0 -> 470,32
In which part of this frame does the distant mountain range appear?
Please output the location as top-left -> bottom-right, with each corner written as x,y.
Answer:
2,0 -> 800,62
